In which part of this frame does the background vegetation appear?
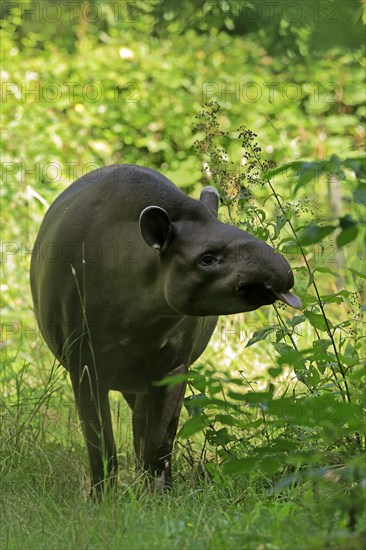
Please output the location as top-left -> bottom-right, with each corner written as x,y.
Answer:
1,1 -> 365,548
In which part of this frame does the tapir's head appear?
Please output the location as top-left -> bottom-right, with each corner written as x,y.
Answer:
139,186 -> 301,316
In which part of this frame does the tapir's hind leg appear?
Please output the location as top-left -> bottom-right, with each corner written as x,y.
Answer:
132,394 -> 150,467
123,392 -> 148,468
70,367 -> 117,499
142,365 -> 187,489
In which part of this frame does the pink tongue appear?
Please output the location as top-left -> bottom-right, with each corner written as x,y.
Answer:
274,291 -> 302,310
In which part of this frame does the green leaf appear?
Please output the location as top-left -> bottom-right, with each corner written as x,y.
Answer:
294,162 -> 325,192
336,225 -> 359,248
214,413 -> 237,427
297,224 -> 335,246
189,372 -> 206,393
303,365 -> 321,386
321,295 -> 344,304
349,365 -> 366,384
343,156 -> 366,176
184,393 -> 207,416
354,182 -> 366,204
268,366 -> 283,378
339,214 -> 356,230
245,326 -> 277,347
222,457 -> 256,475
286,314 -> 306,327
272,342 -> 293,355
205,463 -> 222,480
313,267 -> 339,277
178,414 -> 209,438
254,227 -> 269,241
155,371 -> 203,388
321,290 -> 351,304
245,391 -> 274,404
346,268 -> 366,279
263,161 -> 304,180
269,439 -> 298,453
304,312 -> 332,332
277,349 -> 306,368
184,394 -> 214,410
274,215 -> 290,238
312,339 -> 332,353
260,457 -> 282,475
228,391 -> 273,404
206,427 -> 232,446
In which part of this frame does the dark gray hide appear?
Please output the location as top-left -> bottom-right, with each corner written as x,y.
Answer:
30,164 -> 301,497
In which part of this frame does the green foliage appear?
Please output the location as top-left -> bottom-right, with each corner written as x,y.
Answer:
1,2 -> 365,213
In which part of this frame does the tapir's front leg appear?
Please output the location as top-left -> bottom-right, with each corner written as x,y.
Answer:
70,367 -> 117,499
142,365 -> 187,489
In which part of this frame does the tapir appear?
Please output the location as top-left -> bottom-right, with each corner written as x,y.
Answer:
30,164 -> 301,497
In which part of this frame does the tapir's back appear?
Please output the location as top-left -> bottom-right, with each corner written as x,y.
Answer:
36,164 -> 189,233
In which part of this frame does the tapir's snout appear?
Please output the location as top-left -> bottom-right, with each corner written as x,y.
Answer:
268,252 -> 302,309
235,245 -> 302,311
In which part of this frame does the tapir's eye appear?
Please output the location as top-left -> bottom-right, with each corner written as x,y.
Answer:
200,254 -> 220,267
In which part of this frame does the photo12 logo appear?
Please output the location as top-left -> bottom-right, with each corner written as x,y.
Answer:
1,2 -> 139,24
2,80 -> 139,104
202,81 -> 340,104
202,1 -> 339,25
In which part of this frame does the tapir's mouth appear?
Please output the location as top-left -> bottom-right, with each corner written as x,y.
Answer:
238,284 -> 302,310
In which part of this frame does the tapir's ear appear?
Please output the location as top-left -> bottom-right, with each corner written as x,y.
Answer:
200,186 -> 219,217
139,206 -> 171,249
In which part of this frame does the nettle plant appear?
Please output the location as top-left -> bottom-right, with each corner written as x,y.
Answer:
165,102 -> 365,496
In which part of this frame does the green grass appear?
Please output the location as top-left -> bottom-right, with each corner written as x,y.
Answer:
1,348 -> 365,550
2,447 -> 364,550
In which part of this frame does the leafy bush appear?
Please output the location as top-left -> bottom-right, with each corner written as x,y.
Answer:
160,102 -> 366,526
